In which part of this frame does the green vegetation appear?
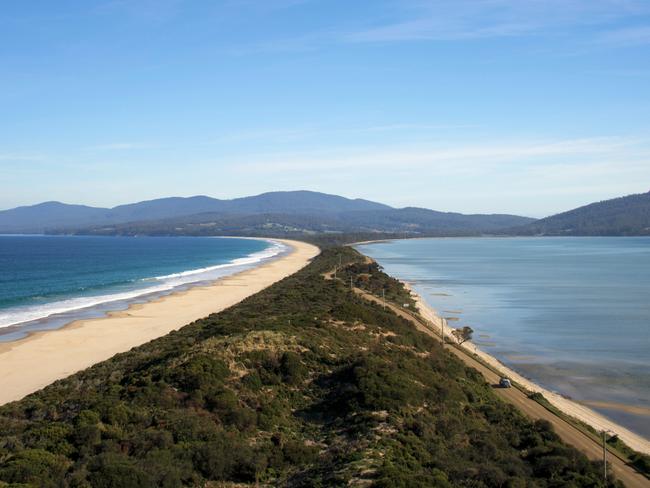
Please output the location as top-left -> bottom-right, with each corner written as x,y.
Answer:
335,258 -> 417,309
525,391 -> 650,479
451,326 -> 474,345
608,438 -> 650,475
508,191 -> 650,236
0,248 -> 620,487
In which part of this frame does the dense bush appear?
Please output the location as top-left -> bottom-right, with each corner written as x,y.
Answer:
0,247 -> 619,486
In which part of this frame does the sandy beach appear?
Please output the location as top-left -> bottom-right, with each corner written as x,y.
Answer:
406,283 -> 650,455
0,239 -> 319,406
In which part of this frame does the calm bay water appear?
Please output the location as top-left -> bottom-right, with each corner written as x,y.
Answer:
0,235 -> 283,340
356,237 -> 650,438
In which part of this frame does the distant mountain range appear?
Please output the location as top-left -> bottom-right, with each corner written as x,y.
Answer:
1,190 -> 648,237
0,192 -> 390,234
508,191 -> 650,236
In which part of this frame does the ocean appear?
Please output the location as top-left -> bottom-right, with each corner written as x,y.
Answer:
0,235 -> 284,341
356,237 -> 650,439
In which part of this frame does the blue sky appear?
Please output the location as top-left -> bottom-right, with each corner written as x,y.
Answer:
1,0 -> 649,217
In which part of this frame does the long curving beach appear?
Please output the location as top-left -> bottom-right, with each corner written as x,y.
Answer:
0,239 -> 319,406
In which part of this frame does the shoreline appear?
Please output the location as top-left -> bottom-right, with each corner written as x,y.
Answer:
0,239 -> 319,406
0,236 -> 286,338
404,282 -> 650,455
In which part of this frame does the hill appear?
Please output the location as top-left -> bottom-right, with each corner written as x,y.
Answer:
108,191 -> 391,223
0,202 -> 110,234
52,209 -> 534,239
508,191 -> 650,236
0,248 -> 614,487
0,191 -> 391,234
0,191 -> 533,237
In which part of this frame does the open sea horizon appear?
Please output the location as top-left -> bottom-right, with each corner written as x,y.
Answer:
356,237 -> 650,439
0,235 -> 284,341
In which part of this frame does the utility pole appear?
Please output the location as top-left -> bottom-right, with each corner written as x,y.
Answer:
382,288 -> 386,309
441,318 -> 446,348
350,276 -> 353,290
602,431 -> 607,483
334,255 -> 341,280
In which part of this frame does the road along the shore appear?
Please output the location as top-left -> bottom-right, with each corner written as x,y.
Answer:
353,286 -> 650,488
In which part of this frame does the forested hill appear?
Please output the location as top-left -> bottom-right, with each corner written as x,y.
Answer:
0,191 -> 390,234
0,190 -> 533,236
56,208 -> 534,239
0,248 -> 615,487
507,191 -> 650,236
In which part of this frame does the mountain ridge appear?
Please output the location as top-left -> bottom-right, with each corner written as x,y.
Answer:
0,191 -> 392,233
0,190 -> 530,235
5,190 -> 647,237
506,191 -> 650,236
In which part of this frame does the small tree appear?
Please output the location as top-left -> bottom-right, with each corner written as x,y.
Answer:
452,326 -> 474,345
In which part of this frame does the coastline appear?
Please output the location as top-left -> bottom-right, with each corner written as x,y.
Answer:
0,239 -> 319,406
0,236 -> 285,338
405,282 -> 650,455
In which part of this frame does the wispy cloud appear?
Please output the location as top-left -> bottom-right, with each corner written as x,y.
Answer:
84,142 -> 154,151
233,136 -> 649,174
205,122 -> 476,145
344,0 -> 650,43
208,127 -> 316,145
226,31 -> 334,55
597,26 -> 650,46
95,0 -> 184,23
223,0 -> 314,13
230,0 -> 650,55
358,123 -> 478,132
0,152 -> 45,162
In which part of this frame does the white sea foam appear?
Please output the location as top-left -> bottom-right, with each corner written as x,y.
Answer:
0,239 -> 287,330
150,240 -> 285,281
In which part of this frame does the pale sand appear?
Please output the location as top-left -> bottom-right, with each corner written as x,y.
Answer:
0,239 -> 319,406
405,283 -> 650,455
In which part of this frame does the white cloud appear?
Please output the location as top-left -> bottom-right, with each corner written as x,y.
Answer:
345,0 -> 650,43
95,0 -> 184,22
231,0 -> 650,55
597,26 -> 650,46
233,136 -> 648,174
0,152 -> 45,162
84,142 -> 154,151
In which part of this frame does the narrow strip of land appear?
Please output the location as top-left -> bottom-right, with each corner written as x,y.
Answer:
0,240 -> 319,406
353,286 -> 649,488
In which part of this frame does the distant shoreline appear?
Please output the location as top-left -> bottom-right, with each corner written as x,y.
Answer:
0,239 -> 319,405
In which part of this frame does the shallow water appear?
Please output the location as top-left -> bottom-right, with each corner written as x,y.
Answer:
356,237 -> 650,439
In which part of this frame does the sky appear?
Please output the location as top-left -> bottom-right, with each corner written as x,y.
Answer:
1,0 -> 649,217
